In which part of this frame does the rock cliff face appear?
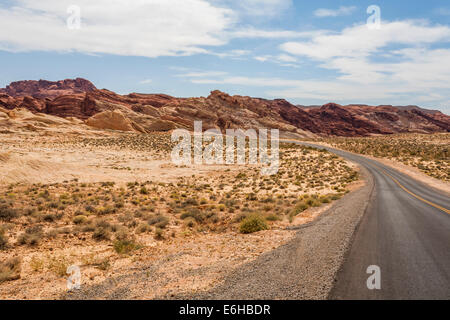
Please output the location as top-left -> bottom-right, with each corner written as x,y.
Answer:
0,78 -> 448,136
0,78 -> 96,99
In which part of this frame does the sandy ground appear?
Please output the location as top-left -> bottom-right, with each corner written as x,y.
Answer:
0,130 -> 362,300
0,191 -> 343,300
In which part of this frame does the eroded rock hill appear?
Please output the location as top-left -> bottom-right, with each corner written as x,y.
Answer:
0,78 -> 448,136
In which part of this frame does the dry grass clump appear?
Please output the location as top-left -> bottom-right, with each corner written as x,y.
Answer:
113,230 -> 141,254
0,227 -> 8,250
0,203 -> 19,221
239,214 -> 269,234
48,256 -> 73,277
17,225 -> 43,246
0,257 -> 21,283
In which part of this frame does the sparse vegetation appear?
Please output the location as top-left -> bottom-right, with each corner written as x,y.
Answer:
0,257 -> 21,283
318,133 -> 449,181
0,204 -> 18,221
0,228 -> 8,250
239,214 -> 269,234
0,132 -> 362,298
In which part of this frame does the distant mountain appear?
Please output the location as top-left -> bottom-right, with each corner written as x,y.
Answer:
0,78 -> 448,137
0,78 -> 96,99
299,104 -> 442,115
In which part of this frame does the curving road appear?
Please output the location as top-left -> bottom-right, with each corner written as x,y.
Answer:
299,142 -> 450,300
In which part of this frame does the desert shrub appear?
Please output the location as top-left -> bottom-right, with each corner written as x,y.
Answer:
184,217 -> 196,228
239,215 -> 268,234
96,205 -> 116,215
154,227 -> 164,240
233,213 -> 248,223
113,239 -> 139,254
96,259 -> 111,271
266,213 -> 280,221
95,219 -> 112,230
246,193 -> 258,201
48,256 -> 72,277
320,196 -> 331,203
85,205 -> 96,213
140,186 -> 149,195
82,222 -> 96,232
73,215 -> 88,225
29,256 -> 44,272
155,217 -> 169,229
42,213 -> 57,222
136,223 -> 151,234
17,225 -> 43,246
330,194 -> 342,201
182,198 -> 198,207
46,228 -> 59,239
0,257 -> 21,283
291,202 -> 308,216
207,213 -> 219,223
92,227 -> 110,241
113,237 -> 140,254
23,207 -> 37,216
305,197 -> 321,207
114,200 -> 125,209
0,229 -> 8,250
148,214 -> 169,228
0,204 -> 18,221
180,208 -> 205,223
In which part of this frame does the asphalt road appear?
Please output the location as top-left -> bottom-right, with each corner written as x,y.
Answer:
299,142 -> 450,300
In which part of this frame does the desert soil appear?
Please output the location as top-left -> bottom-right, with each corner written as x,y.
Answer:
0,130 -> 361,300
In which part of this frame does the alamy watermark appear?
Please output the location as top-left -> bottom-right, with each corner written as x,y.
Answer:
367,5 -> 381,30
366,265 -> 381,290
67,265 -> 81,291
171,121 -> 279,176
67,5 -> 81,30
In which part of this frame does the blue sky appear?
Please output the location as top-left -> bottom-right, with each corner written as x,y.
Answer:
0,0 -> 449,113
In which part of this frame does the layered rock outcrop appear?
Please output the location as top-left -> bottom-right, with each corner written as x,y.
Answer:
0,78 -> 449,136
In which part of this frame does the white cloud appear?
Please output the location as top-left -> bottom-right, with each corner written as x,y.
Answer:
230,28 -> 325,39
0,0 -> 325,59
211,49 -> 251,58
277,54 -> 297,63
187,20 -> 450,109
230,0 -> 292,17
177,71 -> 228,78
0,0 -> 234,57
254,54 -> 297,66
190,76 -> 299,87
254,56 -> 269,62
139,79 -> 153,84
314,6 -> 357,18
280,20 -> 450,84
281,21 -> 450,60
277,21 -> 450,107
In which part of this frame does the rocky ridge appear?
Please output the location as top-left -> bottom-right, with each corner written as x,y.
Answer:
0,78 -> 448,137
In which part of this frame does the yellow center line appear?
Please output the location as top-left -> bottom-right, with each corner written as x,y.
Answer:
374,164 -> 450,215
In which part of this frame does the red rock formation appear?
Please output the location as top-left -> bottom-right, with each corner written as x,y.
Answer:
0,78 -> 96,99
0,79 -> 448,136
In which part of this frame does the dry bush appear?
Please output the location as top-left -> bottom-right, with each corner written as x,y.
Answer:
0,257 -> 21,283
239,214 -> 268,234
